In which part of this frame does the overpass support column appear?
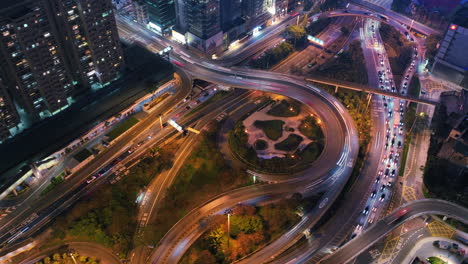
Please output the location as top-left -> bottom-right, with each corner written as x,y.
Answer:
335,86 -> 339,93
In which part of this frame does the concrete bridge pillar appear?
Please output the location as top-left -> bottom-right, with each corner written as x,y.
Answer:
335,86 -> 339,93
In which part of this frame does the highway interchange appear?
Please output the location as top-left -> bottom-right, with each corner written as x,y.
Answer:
0,3 -> 467,264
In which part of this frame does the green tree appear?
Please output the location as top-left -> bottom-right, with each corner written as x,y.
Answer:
425,34 -> 442,66
288,25 -> 306,47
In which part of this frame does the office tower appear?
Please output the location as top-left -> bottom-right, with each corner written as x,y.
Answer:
50,0 -> 124,88
133,0 -> 149,25
146,0 -> 176,35
242,0 -> 270,30
0,76 -> 19,141
220,0 -> 242,31
432,24 -> 468,86
183,0 -> 223,53
0,0 -> 74,119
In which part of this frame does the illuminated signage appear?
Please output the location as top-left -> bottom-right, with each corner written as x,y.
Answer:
307,35 -> 324,46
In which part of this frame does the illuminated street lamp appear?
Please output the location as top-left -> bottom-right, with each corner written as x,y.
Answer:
224,208 -> 233,248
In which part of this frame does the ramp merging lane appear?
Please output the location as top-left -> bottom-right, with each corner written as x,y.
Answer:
321,199 -> 468,264
147,53 -> 360,263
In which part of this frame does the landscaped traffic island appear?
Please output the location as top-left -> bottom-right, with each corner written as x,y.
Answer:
229,99 -> 324,173
180,193 -> 322,264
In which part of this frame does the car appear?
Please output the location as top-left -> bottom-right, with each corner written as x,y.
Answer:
379,194 -> 386,201
371,191 -> 377,198
308,63 -> 313,68
399,127 -> 403,135
385,168 -> 390,177
399,121 -> 404,127
378,71 -> 383,77
372,207 -> 377,212
363,206 -> 370,215
388,110 -> 393,117
185,105 -> 191,110
387,181 -> 393,187
398,141 -> 402,148
86,176 -> 97,184
375,177 -> 380,183
391,138 -> 395,146
380,185 -> 386,192
356,224 -> 363,230
391,169 -> 396,177
97,169 -> 106,177
405,75 -> 410,80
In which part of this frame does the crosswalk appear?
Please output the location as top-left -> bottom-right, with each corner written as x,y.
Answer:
364,0 -> 393,9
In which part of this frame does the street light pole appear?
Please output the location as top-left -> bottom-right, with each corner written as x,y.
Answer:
227,213 -> 231,249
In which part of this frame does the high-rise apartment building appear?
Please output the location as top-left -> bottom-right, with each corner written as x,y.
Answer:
241,0 -> 271,30
432,24 -> 468,86
220,0 -> 242,31
49,0 -> 124,88
0,0 -> 74,119
0,0 -> 124,137
183,0 -> 223,53
146,0 -> 176,35
133,0 -> 149,25
0,76 -> 19,141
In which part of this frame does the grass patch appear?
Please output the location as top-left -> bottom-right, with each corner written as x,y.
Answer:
298,115 -> 323,140
267,99 -> 300,117
105,116 -> 139,141
398,135 -> 412,177
427,256 -> 446,264
408,76 -> 421,97
41,173 -> 65,196
51,149 -> 174,256
180,194 -> 321,264
254,140 -> 268,150
274,134 -> 303,151
74,148 -> 92,163
301,142 -> 324,162
145,123 -> 252,247
312,40 -> 368,84
253,120 -> 284,141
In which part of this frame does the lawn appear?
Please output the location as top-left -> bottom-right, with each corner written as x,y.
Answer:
254,120 -> 284,140
427,256 -> 447,264
145,123 -> 251,247
267,99 -> 301,117
274,134 -> 304,151
41,173 -> 65,196
180,198 -> 305,264
254,139 -> 268,150
74,148 -> 92,163
298,116 -> 323,140
301,142 -> 324,162
105,116 -> 139,141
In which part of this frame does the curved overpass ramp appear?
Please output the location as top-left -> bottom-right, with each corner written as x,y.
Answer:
147,55 -> 359,264
321,199 -> 468,264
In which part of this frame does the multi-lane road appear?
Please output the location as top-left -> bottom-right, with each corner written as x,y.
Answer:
1,5 -> 463,264
321,199 -> 468,264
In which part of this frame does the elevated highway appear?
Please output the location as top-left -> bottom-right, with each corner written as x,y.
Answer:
305,76 -> 438,105
321,199 -> 468,264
